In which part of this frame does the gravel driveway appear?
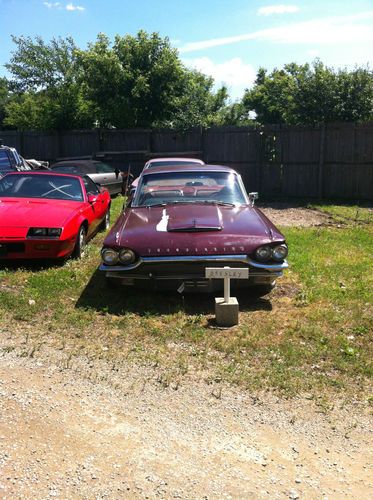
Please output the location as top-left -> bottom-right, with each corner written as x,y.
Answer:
0,353 -> 372,499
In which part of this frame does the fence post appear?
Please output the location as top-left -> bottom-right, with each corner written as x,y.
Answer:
318,124 -> 326,199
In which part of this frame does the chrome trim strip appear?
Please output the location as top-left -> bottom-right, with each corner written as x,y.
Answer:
247,258 -> 289,271
105,271 -> 284,280
100,255 -> 288,272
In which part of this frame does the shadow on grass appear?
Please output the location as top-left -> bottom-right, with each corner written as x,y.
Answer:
76,269 -> 272,316
0,259 -> 66,273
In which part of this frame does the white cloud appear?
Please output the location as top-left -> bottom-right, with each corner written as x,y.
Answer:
307,49 -> 319,57
258,5 -> 300,16
184,57 -> 256,99
179,11 -> 373,52
44,2 -> 60,8
66,2 -> 85,11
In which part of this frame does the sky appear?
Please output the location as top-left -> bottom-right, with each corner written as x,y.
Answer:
1,0 -> 373,100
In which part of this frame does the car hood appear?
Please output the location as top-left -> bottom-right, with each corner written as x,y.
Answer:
105,204 -> 285,256
0,198 -> 83,237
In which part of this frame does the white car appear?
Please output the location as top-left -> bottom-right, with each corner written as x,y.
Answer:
131,157 -> 204,191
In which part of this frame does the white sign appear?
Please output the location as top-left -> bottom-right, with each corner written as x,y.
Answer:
205,268 -> 249,279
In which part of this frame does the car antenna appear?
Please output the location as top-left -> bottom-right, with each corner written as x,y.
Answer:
124,163 -> 131,195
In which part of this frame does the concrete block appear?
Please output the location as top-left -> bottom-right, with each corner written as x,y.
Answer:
215,297 -> 239,327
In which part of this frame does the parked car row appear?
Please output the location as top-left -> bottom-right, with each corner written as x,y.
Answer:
0,149 -> 288,294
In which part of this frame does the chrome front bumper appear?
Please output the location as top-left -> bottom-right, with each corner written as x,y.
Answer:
100,255 -> 288,290
99,254 -> 288,272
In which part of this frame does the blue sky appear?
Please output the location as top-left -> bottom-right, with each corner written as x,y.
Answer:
1,0 -> 373,99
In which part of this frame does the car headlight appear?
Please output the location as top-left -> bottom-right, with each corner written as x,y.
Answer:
119,248 -> 136,264
254,245 -> 272,262
101,248 -> 119,265
27,227 -> 62,238
272,244 -> 288,261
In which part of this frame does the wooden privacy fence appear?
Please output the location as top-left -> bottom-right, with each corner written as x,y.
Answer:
1,123 -> 372,200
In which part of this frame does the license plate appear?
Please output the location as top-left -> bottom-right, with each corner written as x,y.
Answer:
205,267 -> 249,279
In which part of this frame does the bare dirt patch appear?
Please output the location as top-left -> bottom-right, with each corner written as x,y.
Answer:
259,203 -> 333,227
0,354 -> 372,499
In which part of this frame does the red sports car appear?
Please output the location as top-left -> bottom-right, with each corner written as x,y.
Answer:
0,171 -> 111,260
100,164 -> 288,294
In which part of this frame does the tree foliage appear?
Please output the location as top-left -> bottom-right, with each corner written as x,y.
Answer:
243,61 -> 373,125
4,35 -> 92,130
3,32 -> 228,130
0,78 -> 10,128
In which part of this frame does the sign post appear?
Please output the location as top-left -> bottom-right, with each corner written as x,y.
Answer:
205,267 -> 249,327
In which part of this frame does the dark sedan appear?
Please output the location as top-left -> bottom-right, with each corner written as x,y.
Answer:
50,160 -> 131,196
100,164 -> 288,294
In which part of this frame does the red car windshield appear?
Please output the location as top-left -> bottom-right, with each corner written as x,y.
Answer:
135,171 -> 247,207
0,174 -> 84,201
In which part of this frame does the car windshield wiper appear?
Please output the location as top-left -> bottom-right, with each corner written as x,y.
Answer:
199,200 -> 236,207
143,200 -> 199,208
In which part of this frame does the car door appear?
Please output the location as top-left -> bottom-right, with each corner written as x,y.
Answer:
82,176 -> 107,235
93,162 -> 122,195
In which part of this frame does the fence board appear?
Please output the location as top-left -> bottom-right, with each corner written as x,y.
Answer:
204,127 -> 259,163
59,130 -> 98,158
102,129 -> 151,152
151,129 -> 202,153
22,132 -> 59,159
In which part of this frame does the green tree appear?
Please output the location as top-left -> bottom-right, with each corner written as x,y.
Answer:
77,31 -> 186,128
161,70 -> 229,129
5,35 -> 93,130
0,78 -> 10,128
77,31 -> 229,129
243,61 -> 373,125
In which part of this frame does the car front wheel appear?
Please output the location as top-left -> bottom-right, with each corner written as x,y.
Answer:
72,225 -> 87,259
100,209 -> 110,231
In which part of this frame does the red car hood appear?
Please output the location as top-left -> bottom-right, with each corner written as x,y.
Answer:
0,198 -> 82,237
105,204 -> 285,256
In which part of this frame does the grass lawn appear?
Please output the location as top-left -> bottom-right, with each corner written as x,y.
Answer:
0,197 -> 372,400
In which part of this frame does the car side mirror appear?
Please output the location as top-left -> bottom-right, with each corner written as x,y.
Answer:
248,192 -> 259,206
88,194 -> 98,204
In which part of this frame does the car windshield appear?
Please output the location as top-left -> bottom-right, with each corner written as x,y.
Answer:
147,160 -> 201,168
134,171 -> 247,207
0,174 -> 84,201
0,150 -> 12,173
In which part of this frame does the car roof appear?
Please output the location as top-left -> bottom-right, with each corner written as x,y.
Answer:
141,164 -> 236,175
147,157 -> 204,163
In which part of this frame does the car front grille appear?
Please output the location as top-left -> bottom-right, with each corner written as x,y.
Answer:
0,243 -> 25,255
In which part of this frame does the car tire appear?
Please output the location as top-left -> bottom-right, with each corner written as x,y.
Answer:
100,209 -> 110,231
72,225 -> 87,259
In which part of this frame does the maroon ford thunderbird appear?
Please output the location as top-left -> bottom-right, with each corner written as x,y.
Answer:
100,165 -> 288,293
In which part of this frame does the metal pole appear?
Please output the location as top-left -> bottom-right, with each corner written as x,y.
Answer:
224,277 -> 230,303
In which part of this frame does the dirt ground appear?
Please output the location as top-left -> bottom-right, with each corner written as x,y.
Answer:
0,204 -> 372,499
259,203 -> 333,227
